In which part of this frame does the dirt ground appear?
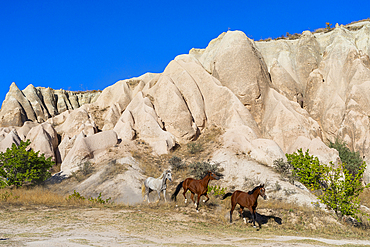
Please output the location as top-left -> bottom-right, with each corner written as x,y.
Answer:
1,204 -> 370,247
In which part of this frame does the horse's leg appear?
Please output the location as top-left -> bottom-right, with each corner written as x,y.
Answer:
230,202 -> 236,224
146,188 -> 151,203
239,206 -> 246,224
157,190 -> 161,202
163,189 -> 167,202
183,189 -> 188,204
252,206 -> 258,228
249,207 -> 256,228
195,193 -> 201,212
203,193 -> 210,203
190,192 -> 195,205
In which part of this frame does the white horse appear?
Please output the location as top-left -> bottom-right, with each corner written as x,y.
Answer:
142,170 -> 172,203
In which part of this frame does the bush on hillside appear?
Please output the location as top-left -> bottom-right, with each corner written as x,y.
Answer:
0,140 -> 54,188
286,149 -> 325,190
286,149 -> 369,221
188,161 -> 221,179
168,156 -> 186,172
329,139 -> 363,178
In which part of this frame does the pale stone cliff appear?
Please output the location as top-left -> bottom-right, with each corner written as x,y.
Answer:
1,20 -> 370,204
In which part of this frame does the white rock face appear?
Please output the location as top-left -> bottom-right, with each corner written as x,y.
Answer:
197,31 -> 272,124
61,130 -> 118,175
113,92 -> 176,155
0,130 -> 21,153
26,122 -> 59,161
51,108 -> 97,139
0,83 -> 100,127
1,21 -> 370,194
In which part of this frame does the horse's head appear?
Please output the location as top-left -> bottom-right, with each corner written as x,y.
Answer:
165,170 -> 172,182
209,171 -> 220,180
259,184 -> 267,200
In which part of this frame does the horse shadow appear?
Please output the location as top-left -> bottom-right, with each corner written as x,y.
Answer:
241,210 -> 282,228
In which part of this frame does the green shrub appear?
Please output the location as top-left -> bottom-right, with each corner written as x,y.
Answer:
319,161 -> 369,220
188,161 -> 220,179
0,140 -> 54,188
187,142 -> 203,154
207,185 -> 227,196
67,190 -> 86,201
286,149 -> 325,190
169,156 -> 186,172
287,149 -> 369,221
88,192 -> 111,204
329,139 -> 363,178
67,191 -> 111,204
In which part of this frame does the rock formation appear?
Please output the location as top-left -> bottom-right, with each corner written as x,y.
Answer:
1,20 -> 370,188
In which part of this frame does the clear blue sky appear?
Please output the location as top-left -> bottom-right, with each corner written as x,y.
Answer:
1,0 -> 369,105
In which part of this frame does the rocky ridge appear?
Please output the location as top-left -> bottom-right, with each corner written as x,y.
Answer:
1,20 -> 370,205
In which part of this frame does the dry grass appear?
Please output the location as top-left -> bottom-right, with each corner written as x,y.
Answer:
0,187 -> 70,207
2,186 -> 370,242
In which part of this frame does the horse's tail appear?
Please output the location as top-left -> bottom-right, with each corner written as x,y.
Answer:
222,192 -> 233,200
171,181 -> 184,201
141,183 -> 146,198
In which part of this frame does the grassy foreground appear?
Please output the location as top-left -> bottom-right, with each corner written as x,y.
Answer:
1,187 -> 370,246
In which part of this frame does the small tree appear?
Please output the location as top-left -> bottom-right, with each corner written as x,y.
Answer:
319,161 -> 369,220
0,140 -> 54,188
286,149 -> 325,190
286,149 -> 369,221
329,139 -> 363,178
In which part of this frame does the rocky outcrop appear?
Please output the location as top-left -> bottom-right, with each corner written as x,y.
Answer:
0,83 -> 101,127
113,92 -> 176,155
197,31 -> 272,125
60,130 -> 118,175
1,20 -> 370,183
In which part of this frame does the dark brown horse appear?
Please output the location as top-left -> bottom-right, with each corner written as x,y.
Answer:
171,171 -> 220,212
222,184 -> 267,228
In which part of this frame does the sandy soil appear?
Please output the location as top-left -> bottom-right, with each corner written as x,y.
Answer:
1,206 -> 370,247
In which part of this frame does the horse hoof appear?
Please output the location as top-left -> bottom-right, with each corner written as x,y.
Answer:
196,210 -> 199,213
202,200 -> 206,203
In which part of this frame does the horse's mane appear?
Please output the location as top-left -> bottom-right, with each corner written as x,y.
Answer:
248,184 -> 263,195
158,170 -> 170,179
201,171 -> 212,179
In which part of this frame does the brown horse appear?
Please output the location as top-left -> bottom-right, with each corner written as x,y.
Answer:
222,184 -> 267,228
171,171 -> 220,212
